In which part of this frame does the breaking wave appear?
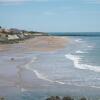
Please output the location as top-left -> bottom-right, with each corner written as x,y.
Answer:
22,56 -> 100,89
65,54 -> 100,72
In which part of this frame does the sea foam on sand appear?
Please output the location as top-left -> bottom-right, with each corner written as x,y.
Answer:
24,57 -> 65,85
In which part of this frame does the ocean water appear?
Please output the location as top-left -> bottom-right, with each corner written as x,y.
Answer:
1,33 -> 100,100
21,35 -> 100,100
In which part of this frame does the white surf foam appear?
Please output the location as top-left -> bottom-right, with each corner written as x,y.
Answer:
75,39 -> 83,43
76,50 -> 87,54
87,45 -> 94,48
33,70 -> 54,82
33,70 -> 65,84
24,57 -> 100,88
21,88 -> 28,92
65,54 -> 100,72
24,57 -> 65,85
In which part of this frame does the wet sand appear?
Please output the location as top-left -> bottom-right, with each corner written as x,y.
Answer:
0,36 -> 69,92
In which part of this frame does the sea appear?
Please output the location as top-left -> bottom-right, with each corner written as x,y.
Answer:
0,32 -> 100,100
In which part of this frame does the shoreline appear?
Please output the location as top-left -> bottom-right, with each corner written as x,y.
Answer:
0,36 -> 69,91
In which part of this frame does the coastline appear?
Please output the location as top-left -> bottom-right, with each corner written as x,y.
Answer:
1,36 -> 100,100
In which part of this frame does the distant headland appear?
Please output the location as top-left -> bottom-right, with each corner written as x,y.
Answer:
0,26 -> 48,44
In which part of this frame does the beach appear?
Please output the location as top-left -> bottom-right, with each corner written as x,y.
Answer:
0,36 -> 69,52
0,36 -> 69,97
0,36 -> 100,100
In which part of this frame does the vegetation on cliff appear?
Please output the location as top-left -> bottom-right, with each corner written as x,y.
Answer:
46,96 -> 87,100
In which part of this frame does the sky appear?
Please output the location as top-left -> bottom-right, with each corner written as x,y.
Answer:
0,0 -> 100,32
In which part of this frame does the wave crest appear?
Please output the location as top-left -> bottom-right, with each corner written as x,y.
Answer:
65,54 -> 100,72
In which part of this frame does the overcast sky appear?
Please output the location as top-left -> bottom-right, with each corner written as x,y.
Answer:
0,0 -> 100,32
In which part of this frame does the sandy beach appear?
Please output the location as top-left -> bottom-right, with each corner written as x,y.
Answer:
0,36 -> 69,92
0,36 -> 69,53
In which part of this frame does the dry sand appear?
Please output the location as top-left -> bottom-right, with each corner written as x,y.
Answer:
0,36 -> 69,52
22,36 -> 69,52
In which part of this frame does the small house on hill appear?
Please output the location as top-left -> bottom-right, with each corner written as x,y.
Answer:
0,29 -> 9,41
0,28 -> 19,41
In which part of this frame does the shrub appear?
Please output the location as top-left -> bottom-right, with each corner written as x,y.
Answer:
46,96 -> 61,100
0,97 -> 5,100
80,97 -> 87,100
63,96 -> 74,100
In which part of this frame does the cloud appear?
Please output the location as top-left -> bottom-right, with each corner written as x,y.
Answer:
0,0 -> 48,3
0,0 -> 48,5
0,0 -> 32,4
0,0 -> 30,2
